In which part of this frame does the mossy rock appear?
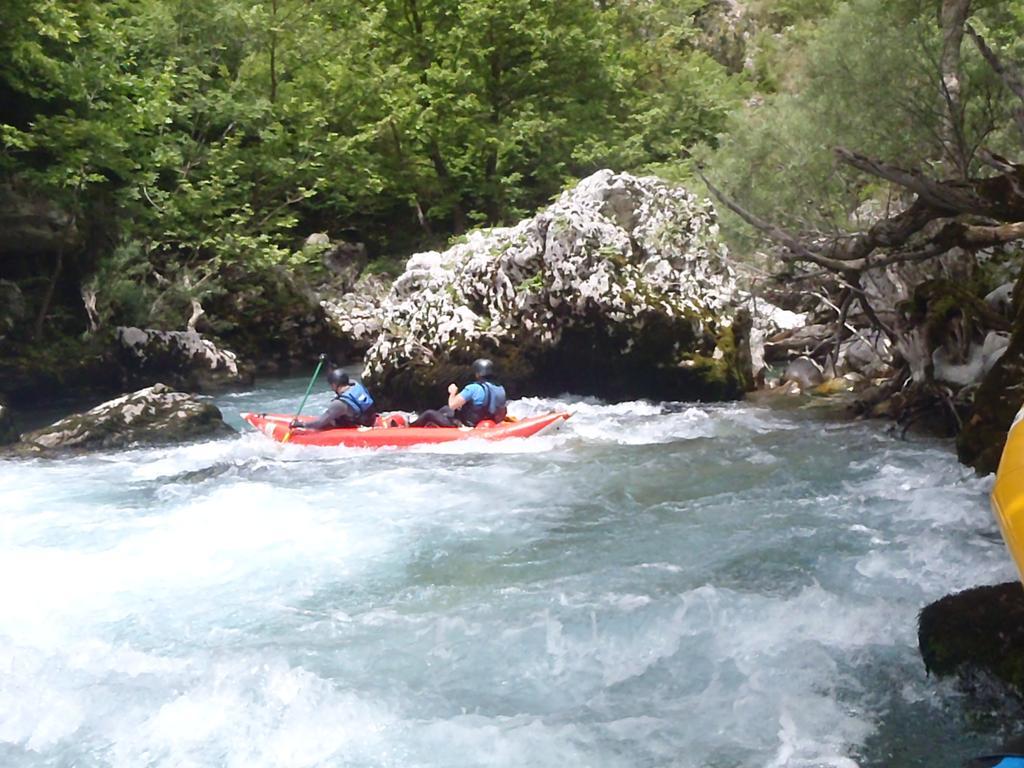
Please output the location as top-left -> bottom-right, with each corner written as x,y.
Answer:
919,582 -> 1024,699
902,279 -> 1009,352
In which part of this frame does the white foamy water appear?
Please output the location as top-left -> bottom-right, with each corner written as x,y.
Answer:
0,377 -> 1015,767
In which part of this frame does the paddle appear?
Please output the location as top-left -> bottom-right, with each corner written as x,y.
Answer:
284,353 -> 326,442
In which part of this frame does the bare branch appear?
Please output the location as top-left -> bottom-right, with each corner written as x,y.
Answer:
698,170 -> 858,272
978,148 -> 1019,174
836,148 -> 976,212
956,220 -> 1024,247
966,24 -> 1024,135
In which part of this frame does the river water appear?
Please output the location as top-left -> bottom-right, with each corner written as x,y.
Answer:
0,377 -> 1017,767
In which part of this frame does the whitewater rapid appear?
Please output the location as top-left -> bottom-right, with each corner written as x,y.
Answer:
0,380 -> 1015,767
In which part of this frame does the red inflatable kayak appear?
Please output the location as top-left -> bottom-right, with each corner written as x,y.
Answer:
241,411 -> 570,448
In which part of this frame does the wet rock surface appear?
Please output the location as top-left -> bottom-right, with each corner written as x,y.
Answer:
919,582 -> 1024,702
10,383 -> 234,455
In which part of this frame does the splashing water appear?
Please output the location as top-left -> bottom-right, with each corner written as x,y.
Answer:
0,377 -> 1014,767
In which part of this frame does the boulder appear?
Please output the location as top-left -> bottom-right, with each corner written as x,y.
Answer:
919,582 -> 1024,702
361,170 -> 749,408
985,282 -> 1016,318
782,356 -> 824,391
839,332 -> 894,379
116,327 -> 250,391
958,306 -> 1024,474
304,232 -> 331,248
320,241 -> 368,293
0,185 -> 82,258
932,330 -> 1009,388
748,300 -> 808,379
762,323 -> 831,363
320,273 -> 393,357
12,383 -> 234,454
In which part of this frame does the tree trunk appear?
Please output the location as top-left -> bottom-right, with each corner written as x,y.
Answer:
30,209 -> 78,342
483,34 -> 503,225
269,0 -> 279,103
939,0 -> 972,177
31,248 -> 63,341
429,140 -> 466,234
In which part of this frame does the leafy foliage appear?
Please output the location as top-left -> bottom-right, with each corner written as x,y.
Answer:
1,0 -> 744,343
704,0 -> 1024,252
7,0 -> 1023,349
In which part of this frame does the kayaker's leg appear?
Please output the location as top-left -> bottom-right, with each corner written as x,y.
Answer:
410,406 -> 458,428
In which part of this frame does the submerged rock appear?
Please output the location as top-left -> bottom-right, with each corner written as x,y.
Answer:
12,383 -> 233,455
361,170 -> 749,408
116,327 -> 250,391
919,582 -> 1024,702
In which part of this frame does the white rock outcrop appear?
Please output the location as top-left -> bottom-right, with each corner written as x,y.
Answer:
361,170 -> 747,405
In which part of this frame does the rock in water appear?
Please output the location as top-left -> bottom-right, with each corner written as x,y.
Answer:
362,170 -> 748,408
13,384 -> 234,454
919,582 -> 1024,702
116,327 -> 249,391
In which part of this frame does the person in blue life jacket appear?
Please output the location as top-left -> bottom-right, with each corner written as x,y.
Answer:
290,368 -> 376,430
410,358 -> 507,428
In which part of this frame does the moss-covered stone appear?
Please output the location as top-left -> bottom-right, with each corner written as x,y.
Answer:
902,279 -> 1008,353
919,582 -> 1024,700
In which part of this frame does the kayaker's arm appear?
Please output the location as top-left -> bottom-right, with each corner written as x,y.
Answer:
447,383 -> 466,411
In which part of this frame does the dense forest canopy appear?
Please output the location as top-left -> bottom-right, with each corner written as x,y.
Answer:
1,0 -> 1023,361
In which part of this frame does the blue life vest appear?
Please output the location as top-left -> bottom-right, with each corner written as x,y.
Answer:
458,381 -> 506,424
336,381 -> 374,416
480,381 -> 506,418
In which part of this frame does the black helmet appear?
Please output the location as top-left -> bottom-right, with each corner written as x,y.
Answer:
327,368 -> 350,387
472,358 -> 494,379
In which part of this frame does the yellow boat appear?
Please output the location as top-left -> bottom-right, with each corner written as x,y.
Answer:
991,405 -> 1024,581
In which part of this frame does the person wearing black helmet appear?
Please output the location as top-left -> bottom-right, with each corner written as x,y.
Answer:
410,358 -> 507,428
290,368 -> 377,430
